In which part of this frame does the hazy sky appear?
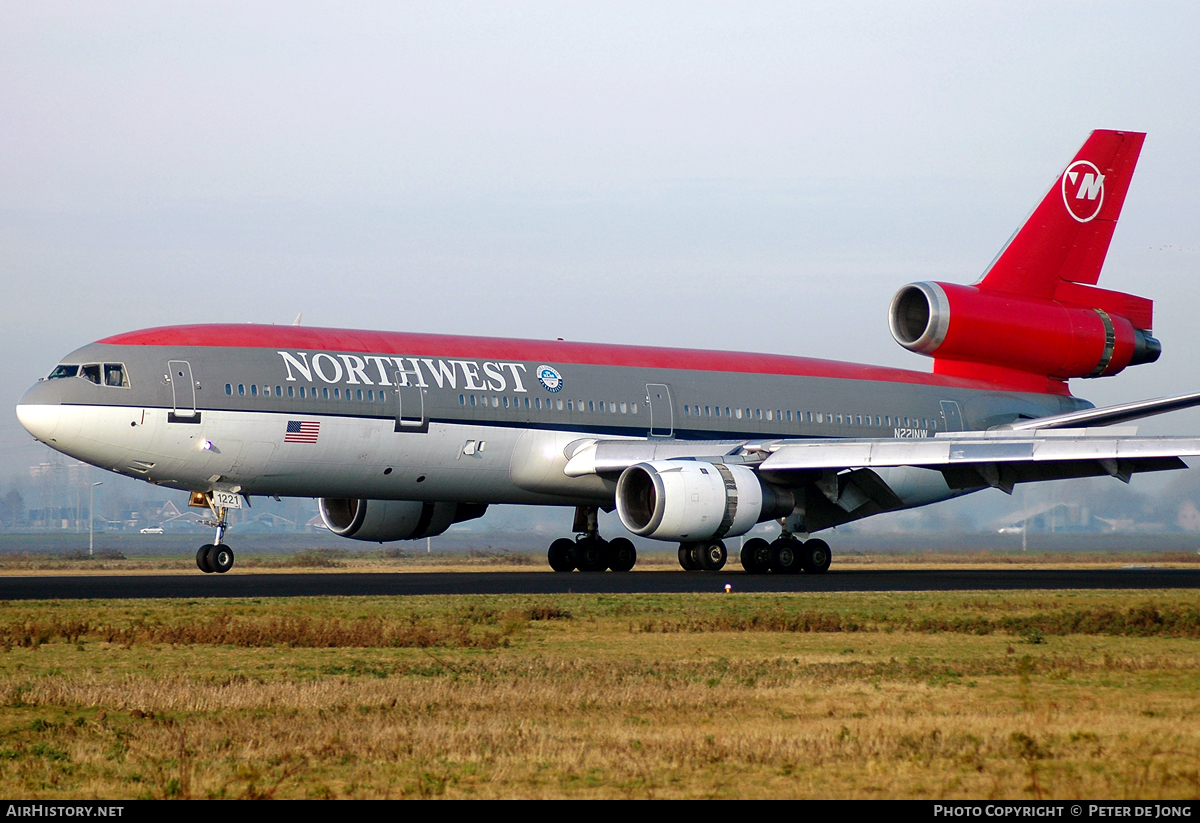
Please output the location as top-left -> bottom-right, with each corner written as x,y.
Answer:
3,3 -> 1199,510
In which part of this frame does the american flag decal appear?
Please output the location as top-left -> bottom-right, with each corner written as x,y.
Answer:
284,420 -> 320,443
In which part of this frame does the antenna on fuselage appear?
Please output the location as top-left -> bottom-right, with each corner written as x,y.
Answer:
292,313 -> 303,326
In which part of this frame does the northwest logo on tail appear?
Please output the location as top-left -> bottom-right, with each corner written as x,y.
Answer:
1061,159 -> 1105,222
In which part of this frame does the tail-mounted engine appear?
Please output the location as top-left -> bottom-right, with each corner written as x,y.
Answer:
890,282 -> 1160,384
615,460 -> 794,542
889,130 -> 1160,391
319,498 -> 487,542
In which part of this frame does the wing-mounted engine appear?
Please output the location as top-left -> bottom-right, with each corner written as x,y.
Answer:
890,129 -> 1160,392
319,498 -> 487,542
615,460 -> 794,542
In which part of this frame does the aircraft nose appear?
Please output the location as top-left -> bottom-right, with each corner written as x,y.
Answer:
16,403 -> 60,441
16,381 -> 62,442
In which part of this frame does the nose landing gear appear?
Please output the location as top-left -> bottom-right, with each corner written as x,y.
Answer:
195,495 -> 236,574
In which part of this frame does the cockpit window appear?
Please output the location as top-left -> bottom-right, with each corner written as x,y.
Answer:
48,365 -> 79,380
104,364 -> 129,388
80,364 -> 101,384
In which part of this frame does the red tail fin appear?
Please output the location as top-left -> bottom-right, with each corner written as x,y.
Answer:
980,130 -> 1146,306
890,130 -> 1160,395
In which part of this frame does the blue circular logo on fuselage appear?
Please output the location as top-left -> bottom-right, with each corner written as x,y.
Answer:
536,365 -> 563,392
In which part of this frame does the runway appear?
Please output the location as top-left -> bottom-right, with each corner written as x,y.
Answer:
0,567 -> 1197,600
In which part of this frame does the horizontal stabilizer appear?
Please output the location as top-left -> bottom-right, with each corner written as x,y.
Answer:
1003,391 -> 1200,431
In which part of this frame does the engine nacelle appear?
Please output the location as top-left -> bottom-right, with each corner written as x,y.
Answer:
615,460 -> 794,542
889,281 -> 1160,380
318,498 -> 487,542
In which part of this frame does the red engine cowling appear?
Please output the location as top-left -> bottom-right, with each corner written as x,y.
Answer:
889,281 -> 1160,383
319,498 -> 487,542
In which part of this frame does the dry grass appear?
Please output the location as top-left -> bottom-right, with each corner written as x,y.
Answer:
0,544 -> 1196,576
0,591 -> 1197,798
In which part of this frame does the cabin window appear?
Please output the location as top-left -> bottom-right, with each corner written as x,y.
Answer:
735,408 -> 743,419
48,365 -> 79,380
251,385 -> 258,397
238,384 -> 245,396
756,409 -> 762,420
225,383 -> 232,396
299,387 -> 306,399
567,400 -> 574,411
556,399 -> 564,411
631,403 -> 638,414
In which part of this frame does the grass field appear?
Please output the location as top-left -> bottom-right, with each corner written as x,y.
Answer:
0,543 -> 1195,575
0,587 -> 1197,799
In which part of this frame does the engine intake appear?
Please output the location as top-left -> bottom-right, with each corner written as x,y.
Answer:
319,498 -> 487,543
615,460 -> 794,542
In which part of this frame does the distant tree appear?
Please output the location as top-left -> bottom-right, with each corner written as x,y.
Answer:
0,489 -> 24,528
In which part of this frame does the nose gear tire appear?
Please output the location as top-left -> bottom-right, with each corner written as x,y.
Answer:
205,544 -> 235,574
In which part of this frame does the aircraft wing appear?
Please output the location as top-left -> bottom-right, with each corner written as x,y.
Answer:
564,428 -> 1200,493
565,390 -> 1200,493
757,429 -> 1200,492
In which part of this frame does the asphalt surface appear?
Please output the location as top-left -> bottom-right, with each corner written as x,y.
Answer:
0,568 -> 1197,600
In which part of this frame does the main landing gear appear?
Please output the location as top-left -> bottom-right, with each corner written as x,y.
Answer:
546,506 -> 637,572
734,534 -> 831,575
195,499 -> 236,574
677,539 -> 729,571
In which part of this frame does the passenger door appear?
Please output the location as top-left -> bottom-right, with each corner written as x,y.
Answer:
167,360 -> 198,422
646,383 -> 674,439
394,370 -> 428,433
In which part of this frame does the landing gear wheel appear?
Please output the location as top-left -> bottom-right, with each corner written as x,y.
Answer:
769,538 -> 803,574
607,538 -> 637,572
698,540 -> 727,571
206,544 -> 235,574
740,538 -> 771,574
576,537 -> 608,572
678,543 -> 700,571
800,538 -> 832,574
196,545 -> 215,573
548,538 -> 578,572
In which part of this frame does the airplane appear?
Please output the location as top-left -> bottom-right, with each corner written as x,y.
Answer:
15,129 -> 1200,575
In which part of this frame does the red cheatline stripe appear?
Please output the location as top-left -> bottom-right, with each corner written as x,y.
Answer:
94,324 -> 1064,393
